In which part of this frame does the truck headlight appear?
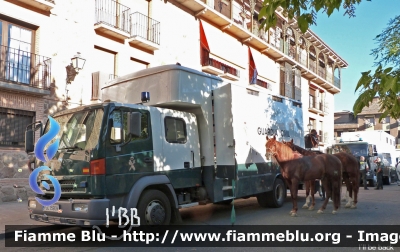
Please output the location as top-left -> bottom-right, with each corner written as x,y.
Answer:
29,200 -> 36,208
73,203 -> 88,212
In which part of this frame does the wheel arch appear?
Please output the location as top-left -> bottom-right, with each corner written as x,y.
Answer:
124,175 -> 178,210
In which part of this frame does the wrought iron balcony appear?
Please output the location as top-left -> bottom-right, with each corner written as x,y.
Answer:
127,12 -> 160,51
94,0 -> 131,39
0,45 -> 51,95
334,76 -> 340,89
201,48 -> 239,80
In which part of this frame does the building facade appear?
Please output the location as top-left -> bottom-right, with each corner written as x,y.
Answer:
334,97 -> 400,148
0,0 -> 347,182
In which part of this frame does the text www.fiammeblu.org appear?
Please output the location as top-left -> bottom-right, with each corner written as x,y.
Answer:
120,230 -> 342,244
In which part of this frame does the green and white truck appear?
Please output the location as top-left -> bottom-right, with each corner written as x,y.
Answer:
26,64 -> 304,225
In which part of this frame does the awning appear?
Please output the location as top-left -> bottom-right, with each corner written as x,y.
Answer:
200,20 -> 246,69
249,47 -> 278,83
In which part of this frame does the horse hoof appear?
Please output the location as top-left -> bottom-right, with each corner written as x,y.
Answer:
351,205 -> 357,209
317,210 -> 324,214
345,203 -> 351,208
308,206 -> 314,211
302,205 -> 309,209
291,212 -> 298,217
289,211 -> 294,215
332,210 -> 337,215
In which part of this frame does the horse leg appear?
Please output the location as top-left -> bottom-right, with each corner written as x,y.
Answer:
302,181 -> 310,209
351,177 -> 359,209
290,180 -> 299,217
345,180 -> 353,208
308,180 -> 315,211
286,180 -> 296,215
317,178 -> 330,214
332,177 -> 342,214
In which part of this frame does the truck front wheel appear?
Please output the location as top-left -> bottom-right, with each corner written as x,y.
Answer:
138,189 -> 171,225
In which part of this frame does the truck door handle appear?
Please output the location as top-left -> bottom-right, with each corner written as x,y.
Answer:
144,158 -> 153,163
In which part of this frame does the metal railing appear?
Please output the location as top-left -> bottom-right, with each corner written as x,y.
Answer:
95,0 -> 130,34
318,67 -> 326,79
130,12 -> 160,45
334,76 -> 340,89
0,45 -> 51,89
309,60 -> 317,73
201,48 -> 240,78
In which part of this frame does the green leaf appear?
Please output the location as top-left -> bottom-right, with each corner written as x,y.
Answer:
297,14 -> 310,33
259,6 -> 267,19
355,71 -> 371,92
383,67 -> 393,74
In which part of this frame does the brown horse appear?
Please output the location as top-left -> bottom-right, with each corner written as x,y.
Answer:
282,140 -> 321,211
266,136 -> 342,216
284,139 -> 360,209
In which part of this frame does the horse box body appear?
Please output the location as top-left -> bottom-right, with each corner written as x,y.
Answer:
27,64 -> 306,226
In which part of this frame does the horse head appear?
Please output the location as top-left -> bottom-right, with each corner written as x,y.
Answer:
266,136 -> 303,162
265,135 -> 278,157
283,139 -> 296,151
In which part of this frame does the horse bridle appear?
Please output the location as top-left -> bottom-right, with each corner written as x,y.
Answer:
266,144 -> 278,158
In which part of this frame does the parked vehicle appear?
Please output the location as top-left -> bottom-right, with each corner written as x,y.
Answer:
25,65 -> 305,226
329,131 -> 397,186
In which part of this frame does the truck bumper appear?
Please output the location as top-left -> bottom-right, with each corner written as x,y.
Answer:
27,197 -> 109,226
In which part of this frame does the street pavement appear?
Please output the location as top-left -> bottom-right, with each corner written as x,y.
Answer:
0,201 -> 50,236
1,184 -> 400,251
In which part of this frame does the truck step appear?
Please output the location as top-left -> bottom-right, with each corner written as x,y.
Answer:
178,202 -> 199,209
223,196 -> 235,201
223,186 -> 232,191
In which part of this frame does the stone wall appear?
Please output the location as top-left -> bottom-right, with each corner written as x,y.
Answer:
0,150 -> 31,179
0,150 -> 34,204
0,178 -> 35,204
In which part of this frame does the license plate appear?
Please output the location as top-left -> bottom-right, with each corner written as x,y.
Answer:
43,205 -> 59,212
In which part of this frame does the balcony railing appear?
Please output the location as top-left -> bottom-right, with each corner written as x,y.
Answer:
334,76 -> 340,89
318,68 -> 326,79
201,48 -> 240,78
0,45 -> 51,89
309,60 -> 317,73
130,12 -> 161,45
95,0 -> 130,34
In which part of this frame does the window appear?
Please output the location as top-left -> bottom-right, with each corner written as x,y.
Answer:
364,117 -> 374,128
0,108 -> 35,147
93,46 -> 116,77
1,19 -> 34,85
129,57 -> 148,73
164,117 -> 186,144
110,109 -> 149,144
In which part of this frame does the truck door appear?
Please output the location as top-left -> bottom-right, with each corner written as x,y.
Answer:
160,110 -> 201,187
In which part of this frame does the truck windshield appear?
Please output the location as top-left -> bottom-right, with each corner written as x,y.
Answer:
331,143 -> 368,157
43,109 -> 104,151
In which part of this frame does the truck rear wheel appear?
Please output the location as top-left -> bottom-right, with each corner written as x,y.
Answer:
138,189 -> 171,225
257,178 -> 285,208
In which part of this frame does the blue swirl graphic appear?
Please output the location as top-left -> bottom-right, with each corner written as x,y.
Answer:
35,116 -> 60,163
30,116 -> 62,207
29,166 -> 62,207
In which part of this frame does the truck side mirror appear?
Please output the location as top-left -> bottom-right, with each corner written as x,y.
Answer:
127,112 -> 141,138
24,121 -> 42,154
25,129 -> 34,153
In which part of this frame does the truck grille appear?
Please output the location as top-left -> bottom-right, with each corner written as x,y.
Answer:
39,179 -> 77,193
